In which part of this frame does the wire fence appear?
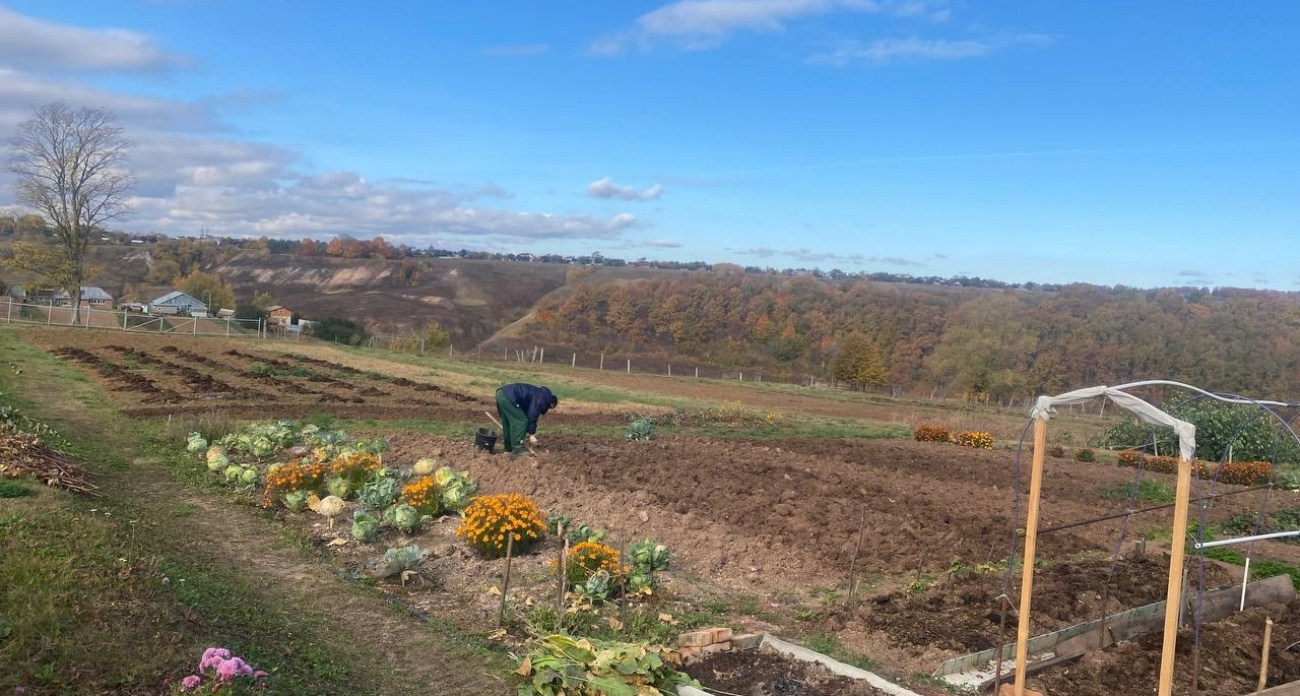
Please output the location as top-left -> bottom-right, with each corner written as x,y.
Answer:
3,298 -> 266,338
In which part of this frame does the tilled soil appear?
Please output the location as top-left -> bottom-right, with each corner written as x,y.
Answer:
687,650 -> 886,696
1034,601 -> 1300,696
384,434 -> 1268,591
848,556 -> 1234,653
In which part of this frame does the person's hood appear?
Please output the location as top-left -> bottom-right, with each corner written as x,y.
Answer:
539,386 -> 555,409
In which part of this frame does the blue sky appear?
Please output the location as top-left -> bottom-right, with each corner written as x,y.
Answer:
0,1 -> 1296,288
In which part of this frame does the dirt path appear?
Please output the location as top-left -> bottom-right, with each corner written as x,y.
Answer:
124,464 -> 511,696
4,330 -> 511,696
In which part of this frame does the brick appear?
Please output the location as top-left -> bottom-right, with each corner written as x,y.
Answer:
732,633 -> 763,650
701,641 -> 731,655
710,627 -> 734,643
678,630 -> 714,648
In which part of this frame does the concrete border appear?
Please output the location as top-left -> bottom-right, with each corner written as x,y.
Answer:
760,634 -> 925,696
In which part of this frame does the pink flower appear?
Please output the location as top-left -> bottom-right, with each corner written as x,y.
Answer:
180,675 -> 201,691
215,657 -> 253,680
198,647 -> 231,672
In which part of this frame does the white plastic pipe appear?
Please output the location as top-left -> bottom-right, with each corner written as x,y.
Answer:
1195,530 -> 1300,550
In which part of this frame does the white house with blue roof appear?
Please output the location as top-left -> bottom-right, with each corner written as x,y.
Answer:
148,291 -> 209,317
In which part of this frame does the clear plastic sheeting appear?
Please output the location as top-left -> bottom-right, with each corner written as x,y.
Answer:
1031,384 -> 1198,462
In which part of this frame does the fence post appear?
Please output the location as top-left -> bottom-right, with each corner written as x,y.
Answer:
192,317 -> 198,335
739,371 -> 743,381
47,301 -> 52,325
626,358 -> 631,374
695,367 -> 699,379
572,352 -> 576,368
540,348 -> 544,363
123,310 -> 128,331
6,297 -> 11,324
668,364 -> 671,377
226,319 -> 230,337
600,353 -> 604,371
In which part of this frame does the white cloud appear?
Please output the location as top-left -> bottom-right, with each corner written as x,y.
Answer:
0,77 -> 638,244
586,176 -> 663,201
808,33 -> 1051,66
646,239 -> 683,248
0,6 -> 188,73
737,247 -> 923,266
483,43 -> 550,57
592,0 -> 947,54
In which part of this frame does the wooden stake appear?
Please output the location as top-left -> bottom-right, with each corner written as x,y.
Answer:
1013,417 -> 1049,696
847,510 -> 866,600
1259,617 -> 1274,692
498,534 -> 514,628
993,594 -> 1011,690
556,523 -> 568,618
1157,454 -> 1195,696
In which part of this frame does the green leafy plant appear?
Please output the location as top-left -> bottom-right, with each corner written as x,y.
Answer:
357,473 -> 401,511
352,511 -> 380,543
433,466 -> 477,511
283,490 -> 310,512
626,418 -> 654,442
385,503 -> 429,534
568,524 -> 606,545
1074,447 -> 1096,462
515,634 -> 697,696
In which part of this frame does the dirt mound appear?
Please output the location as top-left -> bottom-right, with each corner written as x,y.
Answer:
688,650 -> 885,696
1037,601 -> 1300,696
853,557 -> 1234,653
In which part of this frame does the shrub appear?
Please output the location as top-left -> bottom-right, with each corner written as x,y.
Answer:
1117,450 -> 1145,467
1074,448 -> 1097,462
1118,454 -> 1272,486
952,431 -> 994,449
1048,444 -> 1066,458
913,424 -> 950,443
261,461 -> 324,507
563,541 -> 627,589
456,493 -> 547,558
401,475 -> 441,515
329,452 -> 381,484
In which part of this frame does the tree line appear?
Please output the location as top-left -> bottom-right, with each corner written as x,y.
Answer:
528,271 -> 1300,400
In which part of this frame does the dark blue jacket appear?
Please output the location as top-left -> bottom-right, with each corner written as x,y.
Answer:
498,383 -> 555,434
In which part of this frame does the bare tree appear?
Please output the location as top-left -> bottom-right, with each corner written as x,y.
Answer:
6,103 -> 134,324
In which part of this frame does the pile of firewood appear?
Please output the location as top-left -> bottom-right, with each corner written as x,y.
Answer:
0,429 -> 96,495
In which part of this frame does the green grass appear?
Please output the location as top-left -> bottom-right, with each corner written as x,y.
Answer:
0,328 -> 507,694
1102,479 -> 1176,503
0,479 -> 30,498
803,633 -> 879,672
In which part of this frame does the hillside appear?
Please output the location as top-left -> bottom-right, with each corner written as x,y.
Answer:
517,272 -> 1300,400
6,243 -> 1300,400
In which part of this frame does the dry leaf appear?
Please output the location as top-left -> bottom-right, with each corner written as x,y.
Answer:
607,617 -> 623,631
326,538 -> 349,547
486,586 -> 501,596
515,655 -> 532,675
658,613 -> 678,625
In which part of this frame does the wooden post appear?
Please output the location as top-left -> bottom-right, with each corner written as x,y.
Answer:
626,358 -> 630,374
5,298 -> 11,324
600,353 -> 604,371
540,347 -> 544,363
556,524 -> 569,616
1013,417 -> 1049,696
740,371 -> 744,381
498,534 -> 515,628
1157,453 -> 1195,696
668,364 -> 672,377
1259,617 -> 1274,692
123,310 -> 130,331
572,352 -> 576,368
695,367 -> 699,379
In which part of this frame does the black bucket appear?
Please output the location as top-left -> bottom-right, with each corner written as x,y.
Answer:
475,427 -> 498,453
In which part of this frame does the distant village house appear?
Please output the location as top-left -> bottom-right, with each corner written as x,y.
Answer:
267,305 -> 294,326
53,287 -> 114,309
148,291 -> 209,317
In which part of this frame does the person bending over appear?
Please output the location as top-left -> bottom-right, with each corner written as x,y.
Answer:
494,382 -> 558,454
